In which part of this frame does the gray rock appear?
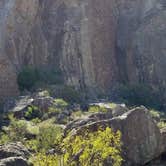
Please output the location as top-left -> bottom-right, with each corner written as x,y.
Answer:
0,142 -> 30,160
0,157 -> 29,166
0,142 -> 31,166
69,106 -> 166,166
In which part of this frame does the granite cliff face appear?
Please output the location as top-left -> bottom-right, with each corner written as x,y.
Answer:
0,0 -> 166,100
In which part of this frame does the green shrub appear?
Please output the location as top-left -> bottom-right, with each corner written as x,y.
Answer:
4,115 -> 27,142
37,68 -> 64,85
17,66 -> 38,91
88,106 -> 107,113
157,121 -> 166,129
0,115 -> 39,144
149,109 -> 160,119
54,99 -> 68,109
0,132 -> 10,144
112,84 -> 162,110
31,153 -> 62,166
25,106 -> 41,120
53,86 -> 83,104
71,110 -> 84,119
17,66 -> 64,91
63,127 -> 122,166
31,124 -> 63,152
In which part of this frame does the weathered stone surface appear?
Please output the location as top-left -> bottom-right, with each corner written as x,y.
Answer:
0,142 -> 30,160
0,157 -> 29,166
0,0 -> 166,99
69,107 -> 165,166
0,142 -> 31,166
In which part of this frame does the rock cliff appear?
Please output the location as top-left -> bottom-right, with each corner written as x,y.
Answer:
0,0 -> 166,100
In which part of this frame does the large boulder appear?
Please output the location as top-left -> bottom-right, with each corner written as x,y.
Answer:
3,91 -> 55,118
0,142 -> 31,166
0,142 -> 30,160
0,157 -> 29,166
69,106 -> 165,165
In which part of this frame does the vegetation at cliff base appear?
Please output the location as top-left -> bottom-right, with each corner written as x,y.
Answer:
0,96 -> 123,166
17,66 -> 64,91
111,84 -> 163,110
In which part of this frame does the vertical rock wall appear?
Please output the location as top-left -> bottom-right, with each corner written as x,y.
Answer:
0,0 -> 166,100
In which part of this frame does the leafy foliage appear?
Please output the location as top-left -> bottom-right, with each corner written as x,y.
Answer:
17,66 -> 38,91
52,86 -> 84,104
25,106 -> 41,120
111,84 -> 162,110
63,127 -> 122,166
88,106 -> 107,113
31,153 -> 61,166
26,122 -> 63,152
17,66 -> 64,91
54,99 -> 68,109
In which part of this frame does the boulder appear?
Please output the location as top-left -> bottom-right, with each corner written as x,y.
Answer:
0,142 -> 30,160
0,143 -> 31,166
0,157 -> 30,166
32,96 -> 54,112
3,91 -> 55,118
65,103 -> 128,135
69,106 -> 164,166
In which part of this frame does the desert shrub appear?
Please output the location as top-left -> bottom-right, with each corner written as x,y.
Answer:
31,153 -> 62,166
31,118 -> 41,124
63,127 -> 122,166
54,99 -> 68,109
157,121 -> 166,129
53,86 -> 83,104
17,66 -> 38,91
149,109 -> 160,119
2,115 -> 27,142
88,106 -> 107,113
25,106 -> 41,120
71,110 -> 84,119
111,84 -> 162,110
0,115 -> 40,144
48,107 -> 61,114
37,67 -> 64,85
0,132 -> 10,144
17,66 -> 64,91
28,123 -> 63,152
109,103 -> 117,109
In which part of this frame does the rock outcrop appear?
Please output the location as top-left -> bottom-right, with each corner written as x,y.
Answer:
0,142 -> 31,166
0,0 -> 166,99
66,107 -> 166,166
0,157 -> 29,166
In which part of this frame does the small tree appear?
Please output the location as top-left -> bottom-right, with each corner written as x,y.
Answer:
63,127 -> 123,166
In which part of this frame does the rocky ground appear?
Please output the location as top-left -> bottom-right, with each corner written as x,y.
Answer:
0,91 -> 166,165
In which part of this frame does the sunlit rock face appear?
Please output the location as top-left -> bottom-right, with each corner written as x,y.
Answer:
0,0 -> 165,99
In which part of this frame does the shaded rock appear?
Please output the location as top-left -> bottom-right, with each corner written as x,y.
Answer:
32,96 -> 54,112
0,157 -> 29,166
65,103 -> 128,134
88,112 -> 113,121
3,91 -> 55,118
4,96 -> 33,113
159,128 -> 166,154
65,118 -> 96,135
0,142 -> 30,160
